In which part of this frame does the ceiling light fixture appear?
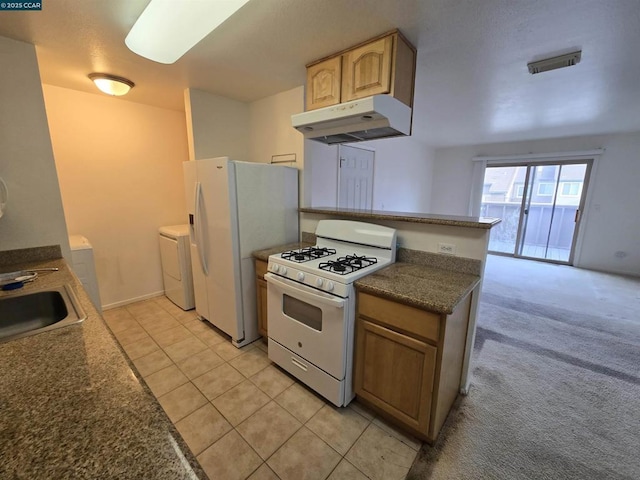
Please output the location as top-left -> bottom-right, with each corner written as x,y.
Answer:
125,0 -> 251,64
88,73 -> 135,96
528,50 -> 582,74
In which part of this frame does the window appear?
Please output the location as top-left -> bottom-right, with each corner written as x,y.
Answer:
537,182 -> 555,196
283,294 -> 322,331
515,185 -> 524,197
561,182 -> 581,196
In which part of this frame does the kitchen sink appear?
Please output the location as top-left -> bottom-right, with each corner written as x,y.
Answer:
0,284 -> 87,343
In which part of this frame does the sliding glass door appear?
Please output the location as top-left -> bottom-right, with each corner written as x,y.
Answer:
481,160 -> 591,264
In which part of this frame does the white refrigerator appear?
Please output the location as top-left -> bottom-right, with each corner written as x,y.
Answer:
183,157 -> 298,347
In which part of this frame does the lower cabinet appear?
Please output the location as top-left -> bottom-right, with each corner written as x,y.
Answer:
255,259 -> 268,338
356,319 -> 436,433
354,290 -> 471,443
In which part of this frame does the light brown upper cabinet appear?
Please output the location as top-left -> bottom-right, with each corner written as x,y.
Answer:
305,30 -> 416,111
306,56 -> 342,111
342,35 -> 393,102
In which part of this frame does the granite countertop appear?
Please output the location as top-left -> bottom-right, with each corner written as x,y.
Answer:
355,262 -> 481,315
0,258 -> 207,480
300,207 -> 501,229
252,241 -> 314,262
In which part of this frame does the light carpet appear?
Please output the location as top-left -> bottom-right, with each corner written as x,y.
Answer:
407,258 -> 640,480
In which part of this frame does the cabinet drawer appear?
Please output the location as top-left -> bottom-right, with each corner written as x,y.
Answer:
255,259 -> 268,278
269,338 -> 345,406
357,292 -> 440,343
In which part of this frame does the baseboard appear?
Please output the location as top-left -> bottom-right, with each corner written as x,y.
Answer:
102,290 -> 165,310
574,264 -> 640,278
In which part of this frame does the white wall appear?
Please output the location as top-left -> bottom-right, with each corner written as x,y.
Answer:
368,136 -> 433,212
308,143 -> 339,208
43,85 -> 189,308
247,85 -> 434,213
249,86 -> 304,165
430,132 -> 640,276
0,36 -> 70,260
307,135 -> 434,213
184,88 -> 250,161
184,86 -> 304,164
249,86 -> 307,207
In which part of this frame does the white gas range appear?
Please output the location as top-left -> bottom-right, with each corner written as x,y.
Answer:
265,220 -> 397,406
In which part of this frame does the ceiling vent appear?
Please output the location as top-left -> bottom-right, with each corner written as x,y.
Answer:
528,51 -> 582,74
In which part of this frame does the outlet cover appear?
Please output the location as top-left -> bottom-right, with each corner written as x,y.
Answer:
438,243 -> 456,255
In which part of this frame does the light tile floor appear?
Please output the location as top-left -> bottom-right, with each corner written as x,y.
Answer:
103,295 -> 422,480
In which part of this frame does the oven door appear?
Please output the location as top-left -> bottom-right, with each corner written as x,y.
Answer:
265,272 -> 348,380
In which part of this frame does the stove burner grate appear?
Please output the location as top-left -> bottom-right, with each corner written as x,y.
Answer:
318,254 -> 378,275
281,246 -> 336,263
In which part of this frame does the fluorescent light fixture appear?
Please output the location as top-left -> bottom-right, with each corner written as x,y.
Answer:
528,51 -> 582,74
125,0 -> 251,64
88,73 -> 135,96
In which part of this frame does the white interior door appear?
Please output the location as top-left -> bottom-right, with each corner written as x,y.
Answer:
338,145 -> 374,209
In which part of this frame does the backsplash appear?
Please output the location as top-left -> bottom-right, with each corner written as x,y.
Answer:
0,245 -> 62,268
397,248 -> 482,276
301,231 -> 316,243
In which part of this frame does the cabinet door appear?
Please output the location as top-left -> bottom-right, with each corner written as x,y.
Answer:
306,56 -> 342,111
355,317 -> 436,432
342,35 -> 393,102
256,277 -> 268,337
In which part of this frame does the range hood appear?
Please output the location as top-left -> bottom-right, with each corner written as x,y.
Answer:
291,95 -> 412,145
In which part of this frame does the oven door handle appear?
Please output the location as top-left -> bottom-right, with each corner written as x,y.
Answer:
265,273 -> 346,308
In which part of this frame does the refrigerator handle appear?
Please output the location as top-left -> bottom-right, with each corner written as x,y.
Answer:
194,182 -> 209,275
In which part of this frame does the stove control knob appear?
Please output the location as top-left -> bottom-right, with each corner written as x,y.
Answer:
326,281 -> 335,292
271,264 -> 279,273
281,267 -> 288,275
316,278 -> 324,288
297,272 -> 305,281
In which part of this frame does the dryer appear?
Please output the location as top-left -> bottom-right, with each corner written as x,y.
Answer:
159,225 -> 195,310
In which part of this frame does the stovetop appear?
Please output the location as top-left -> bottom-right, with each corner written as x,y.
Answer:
279,247 -> 379,274
280,246 -> 336,263
271,244 -> 392,285
268,245 -> 392,297
318,254 -> 378,275
266,220 -> 397,298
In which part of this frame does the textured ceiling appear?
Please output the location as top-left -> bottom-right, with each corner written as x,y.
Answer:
1,0 -> 639,147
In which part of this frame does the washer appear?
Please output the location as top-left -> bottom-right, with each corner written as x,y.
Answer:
159,225 -> 195,310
